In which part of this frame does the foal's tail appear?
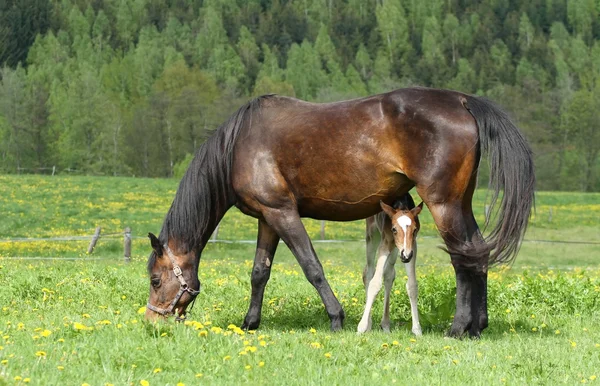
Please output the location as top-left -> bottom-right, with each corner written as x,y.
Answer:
464,96 -> 535,266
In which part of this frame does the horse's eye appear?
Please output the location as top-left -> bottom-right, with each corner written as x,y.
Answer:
392,227 -> 397,234
151,277 -> 161,288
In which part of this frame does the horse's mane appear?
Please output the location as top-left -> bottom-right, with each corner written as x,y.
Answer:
157,95 -> 273,253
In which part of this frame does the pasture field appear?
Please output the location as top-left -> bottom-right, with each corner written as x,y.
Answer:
0,175 -> 599,385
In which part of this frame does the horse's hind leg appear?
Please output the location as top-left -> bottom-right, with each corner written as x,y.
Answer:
261,207 -> 345,331
418,198 -> 481,338
464,212 -> 488,338
242,219 -> 280,330
403,242 -> 422,336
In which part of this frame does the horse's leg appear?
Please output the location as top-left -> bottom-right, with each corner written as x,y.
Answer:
262,208 -> 344,331
358,223 -> 394,333
360,217 -> 379,332
380,248 -> 398,333
241,219 -> 280,330
403,242 -> 422,336
464,212 -> 488,338
363,216 -> 380,288
419,199 -> 474,337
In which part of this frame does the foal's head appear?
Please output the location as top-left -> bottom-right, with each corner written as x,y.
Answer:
380,201 -> 423,263
145,233 -> 200,321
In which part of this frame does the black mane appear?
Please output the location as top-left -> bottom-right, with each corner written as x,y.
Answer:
157,95 -> 272,253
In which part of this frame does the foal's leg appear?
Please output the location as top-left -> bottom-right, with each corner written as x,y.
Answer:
262,208 -> 345,331
241,219 -> 280,330
403,242 -> 422,336
381,248 -> 398,333
360,217 -> 380,333
358,222 -> 394,333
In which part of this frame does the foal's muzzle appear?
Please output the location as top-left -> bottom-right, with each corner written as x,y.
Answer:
400,250 -> 414,263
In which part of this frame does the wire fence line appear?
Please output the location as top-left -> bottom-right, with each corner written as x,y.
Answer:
1,234 -> 599,245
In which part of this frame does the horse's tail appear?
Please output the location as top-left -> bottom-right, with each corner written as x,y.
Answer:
464,95 -> 535,266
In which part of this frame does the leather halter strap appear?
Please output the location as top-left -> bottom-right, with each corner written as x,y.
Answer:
146,244 -> 200,319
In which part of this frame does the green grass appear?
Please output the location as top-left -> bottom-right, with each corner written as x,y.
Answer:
1,175 -> 600,385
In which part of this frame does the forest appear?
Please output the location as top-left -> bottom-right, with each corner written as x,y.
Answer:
0,0 -> 599,191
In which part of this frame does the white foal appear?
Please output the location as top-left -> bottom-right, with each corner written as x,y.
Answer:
358,199 -> 423,335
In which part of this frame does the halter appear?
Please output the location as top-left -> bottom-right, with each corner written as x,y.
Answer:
146,244 -> 200,321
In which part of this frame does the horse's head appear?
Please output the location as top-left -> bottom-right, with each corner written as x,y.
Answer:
380,201 -> 423,263
145,233 -> 200,321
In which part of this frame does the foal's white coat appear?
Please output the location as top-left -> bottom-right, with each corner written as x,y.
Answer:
358,203 -> 423,335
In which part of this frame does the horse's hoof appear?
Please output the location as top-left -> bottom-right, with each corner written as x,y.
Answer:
241,318 -> 260,331
357,320 -> 369,334
412,328 -> 423,336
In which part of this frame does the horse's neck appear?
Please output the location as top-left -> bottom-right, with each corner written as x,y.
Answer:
196,201 -> 234,254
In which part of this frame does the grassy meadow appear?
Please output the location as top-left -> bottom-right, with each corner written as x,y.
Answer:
0,175 -> 599,385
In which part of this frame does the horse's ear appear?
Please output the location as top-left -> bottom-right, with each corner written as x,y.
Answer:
380,201 -> 396,218
148,233 -> 163,257
412,202 -> 424,216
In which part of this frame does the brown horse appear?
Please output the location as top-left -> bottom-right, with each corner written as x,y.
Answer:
145,87 -> 535,338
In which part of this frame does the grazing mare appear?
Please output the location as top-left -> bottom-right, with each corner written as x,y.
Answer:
359,195 -> 423,335
145,87 -> 535,338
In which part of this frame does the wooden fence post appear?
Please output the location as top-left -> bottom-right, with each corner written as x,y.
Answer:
87,226 -> 101,254
320,220 -> 326,240
124,227 -> 132,263
548,207 -> 553,222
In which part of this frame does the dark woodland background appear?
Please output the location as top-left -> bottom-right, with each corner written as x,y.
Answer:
1,0 -> 599,191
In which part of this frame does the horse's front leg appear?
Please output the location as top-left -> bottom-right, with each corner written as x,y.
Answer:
241,219 -> 280,330
381,249 -> 398,333
358,227 -> 394,333
262,207 -> 345,331
403,242 -> 422,336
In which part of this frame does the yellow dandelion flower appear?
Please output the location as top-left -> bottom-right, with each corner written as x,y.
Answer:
177,383 -> 185,386
24,378 -> 30,383
259,361 -> 265,367
245,365 -> 251,370
409,338 -> 416,343
381,343 -> 389,348
505,309 -> 511,313
40,329 -> 52,337
532,327 -> 538,332
1,360 -> 7,365
392,341 -> 399,346
210,327 -> 222,334
82,314 -> 91,318
195,373 -> 203,378
310,342 -> 322,349
153,368 -> 161,373
309,328 -> 316,334
160,332 -> 167,337
140,381 -> 149,386
57,366 -> 64,370
73,322 -> 92,331
35,351 -> 46,357
223,355 -> 231,361
324,352 -> 332,358
571,341 -> 577,347
198,330 -> 208,337
259,340 -> 267,347
590,375 -> 596,381
137,307 -> 146,315
82,383 -> 90,386
238,351 -> 247,356
245,346 -> 257,353
443,346 -> 451,350
14,376 -> 22,381
555,330 -> 560,335
452,359 -> 459,365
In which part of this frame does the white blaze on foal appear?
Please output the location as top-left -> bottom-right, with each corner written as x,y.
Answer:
358,199 -> 424,335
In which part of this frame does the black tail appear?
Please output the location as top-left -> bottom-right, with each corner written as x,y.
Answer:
464,96 -> 535,265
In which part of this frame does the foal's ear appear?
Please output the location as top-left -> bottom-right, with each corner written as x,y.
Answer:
148,233 -> 163,257
380,201 -> 396,218
412,202 -> 424,216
